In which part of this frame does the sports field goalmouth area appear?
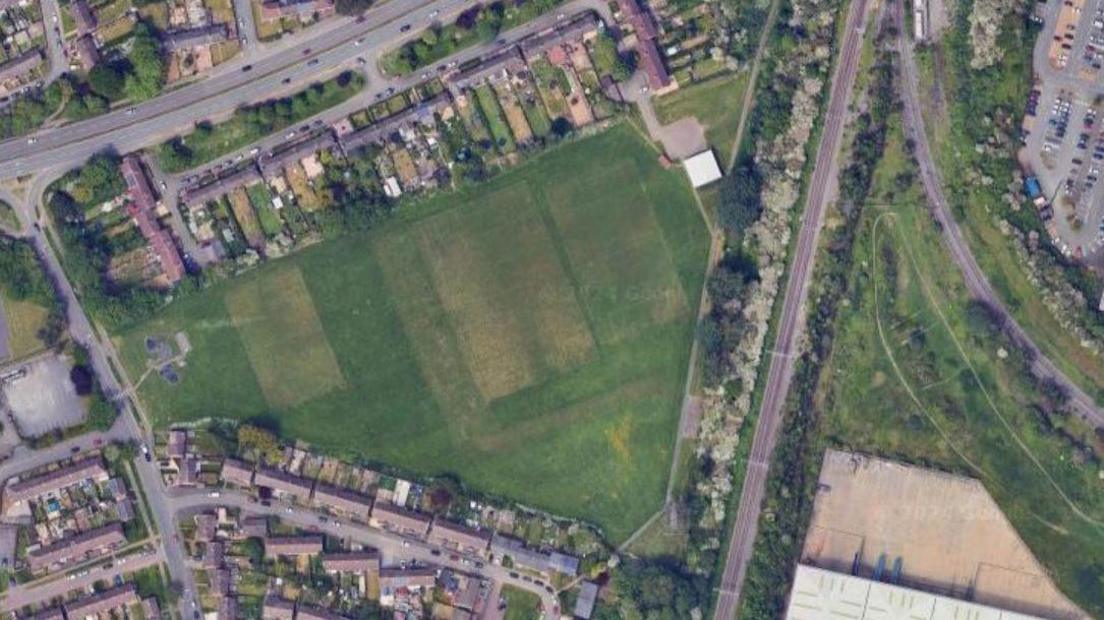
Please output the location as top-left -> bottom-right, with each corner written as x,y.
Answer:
115,124 -> 711,541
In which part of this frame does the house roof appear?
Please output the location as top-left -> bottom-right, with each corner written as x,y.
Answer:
221,458 -> 255,487
370,502 -> 432,537
163,24 -> 229,51
168,429 -> 188,459
258,133 -> 337,176
195,511 -> 218,540
204,541 -> 225,568
429,520 -> 491,554
518,13 -> 599,61
338,92 -> 452,154
65,583 -> 138,618
28,523 -> 126,571
259,0 -> 334,21
71,0 -> 97,34
264,535 -> 323,557
312,484 -> 373,519
574,581 -> 599,619
321,551 -> 380,574
254,467 -> 313,498
379,567 -> 437,591
5,457 -> 107,508
181,166 -> 264,206
0,49 -> 44,83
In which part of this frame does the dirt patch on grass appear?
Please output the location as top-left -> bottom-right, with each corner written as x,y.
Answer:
224,266 -> 345,409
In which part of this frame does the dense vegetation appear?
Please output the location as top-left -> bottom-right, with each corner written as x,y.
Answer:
157,72 -> 364,172
593,559 -> 706,620
737,28 -> 897,620
589,31 -> 635,82
0,235 -> 66,349
382,0 -> 564,74
46,154 -> 173,329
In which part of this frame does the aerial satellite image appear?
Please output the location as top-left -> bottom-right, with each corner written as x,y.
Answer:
0,0 -> 1101,616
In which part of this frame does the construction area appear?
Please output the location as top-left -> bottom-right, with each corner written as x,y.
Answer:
799,450 -> 1087,620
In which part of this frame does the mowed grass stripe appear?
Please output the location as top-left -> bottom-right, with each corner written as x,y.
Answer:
416,183 -> 595,401
224,266 -> 345,409
545,160 -> 688,345
372,226 -> 485,440
118,124 -> 710,542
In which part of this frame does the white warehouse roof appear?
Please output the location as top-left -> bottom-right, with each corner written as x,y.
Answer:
683,150 -> 723,188
786,565 -> 1046,620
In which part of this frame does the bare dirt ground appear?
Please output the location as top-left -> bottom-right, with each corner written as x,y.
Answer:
801,450 -> 1088,620
1,355 -> 86,437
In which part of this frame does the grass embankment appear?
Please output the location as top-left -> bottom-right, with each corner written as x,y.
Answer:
918,13 -> 1104,403
653,71 -> 750,165
380,0 -> 564,75
823,111 -> 1104,615
0,200 -> 19,231
116,124 -> 711,542
155,72 -> 364,173
502,585 -> 542,620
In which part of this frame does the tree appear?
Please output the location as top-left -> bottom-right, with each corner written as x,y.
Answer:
716,156 -> 762,237
335,0 -> 371,15
550,116 -> 572,137
88,63 -> 126,100
124,22 -> 165,101
237,425 -> 281,463
590,31 -> 634,82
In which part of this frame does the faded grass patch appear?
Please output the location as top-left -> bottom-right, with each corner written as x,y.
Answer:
416,184 -> 595,401
224,266 -> 344,408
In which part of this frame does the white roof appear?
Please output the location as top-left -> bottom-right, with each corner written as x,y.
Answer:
683,150 -> 723,188
786,565 -> 1045,620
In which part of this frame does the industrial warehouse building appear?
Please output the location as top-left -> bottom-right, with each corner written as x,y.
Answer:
785,565 -> 1045,620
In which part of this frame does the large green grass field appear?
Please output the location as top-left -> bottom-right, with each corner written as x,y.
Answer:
822,119 -> 1104,614
116,124 -> 710,541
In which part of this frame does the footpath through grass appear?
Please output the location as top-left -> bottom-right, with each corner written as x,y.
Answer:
116,124 -> 710,542
823,119 -> 1104,615
155,72 -> 364,173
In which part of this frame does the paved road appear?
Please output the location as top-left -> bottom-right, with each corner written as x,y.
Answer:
710,0 -> 870,617
0,0 -> 608,180
894,2 -> 1104,429
39,0 -> 66,83
1,190 -> 202,619
169,489 -> 561,619
5,547 -> 164,609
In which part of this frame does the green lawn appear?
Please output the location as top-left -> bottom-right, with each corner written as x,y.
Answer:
115,124 -> 710,542
502,585 -> 542,620
654,71 -> 750,166
0,200 -> 19,231
473,85 -> 516,154
245,183 -> 283,237
823,118 -> 1104,615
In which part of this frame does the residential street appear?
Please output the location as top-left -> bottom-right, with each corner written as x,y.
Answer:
169,489 -> 561,619
711,0 -> 870,615
0,0 -> 612,179
0,4 -> 615,616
